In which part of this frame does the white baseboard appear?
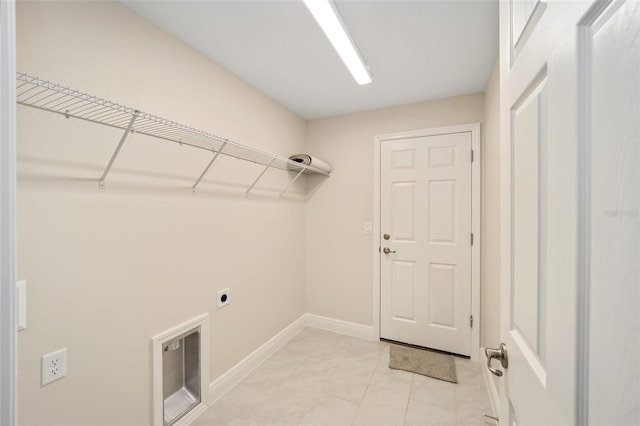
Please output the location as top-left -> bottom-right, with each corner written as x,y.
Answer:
206,313 -> 376,407
480,347 -> 500,417
207,314 -> 307,403
305,313 -> 377,341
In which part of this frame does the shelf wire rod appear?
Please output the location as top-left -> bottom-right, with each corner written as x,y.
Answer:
146,126 -> 193,138
104,117 -> 139,131
75,107 -> 114,123
66,96 -> 117,114
19,87 -> 52,104
63,100 -> 95,115
143,132 -> 193,145
245,158 -> 276,197
51,93 -> 102,112
80,105 -> 124,121
130,120 -> 170,132
71,101 -> 111,118
17,102 -> 124,133
191,141 -> 228,192
37,93 -> 76,109
149,123 -> 211,139
83,109 -> 130,124
279,168 -> 305,197
16,84 -> 40,98
108,115 -> 144,128
25,90 -> 63,107
133,121 -> 186,135
84,112 -> 123,126
132,130 -> 214,153
156,131 -> 207,145
47,96 -> 87,112
98,111 -> 139,189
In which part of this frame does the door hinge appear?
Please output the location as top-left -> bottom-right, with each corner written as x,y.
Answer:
471,233 -> 474,245
470,315 -> 474,328
471,149 -> 474,163
378,246 -> 381,253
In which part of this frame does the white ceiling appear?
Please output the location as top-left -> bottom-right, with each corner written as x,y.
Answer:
123,0 -> 499,120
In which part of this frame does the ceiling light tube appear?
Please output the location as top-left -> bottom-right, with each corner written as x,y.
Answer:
303,0 -> 373,85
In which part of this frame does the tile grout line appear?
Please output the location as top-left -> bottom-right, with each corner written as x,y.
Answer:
402,373 -> 416,426
349,346 -> 387,425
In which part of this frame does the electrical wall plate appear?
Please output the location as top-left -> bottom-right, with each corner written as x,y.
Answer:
41,348 -> 67,386
217,288 -> 230,308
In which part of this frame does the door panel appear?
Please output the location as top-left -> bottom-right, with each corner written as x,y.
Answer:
511,75 -> 546,362
392,182 -> 416,241
391,261 -> 417,322
429,180 -> 456,243
391,149 -> 416,170
502,9 -> 576,422
381,132 -> 472,356
498,0 -> 639,424
588,1 -> 640,423
511,0 -> 547,61
428,263 -> 456,328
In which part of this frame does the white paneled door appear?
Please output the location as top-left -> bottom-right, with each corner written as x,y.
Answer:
380,131 -> 472,356
496,1 -> 640,424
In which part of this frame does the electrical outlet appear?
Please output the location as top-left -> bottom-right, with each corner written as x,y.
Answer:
41,348 -> 67,386
217,288 -> 230,308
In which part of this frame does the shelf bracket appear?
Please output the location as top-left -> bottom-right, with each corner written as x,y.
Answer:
245,158 -> 275,197
279,168 -> 305,197
98,111 -> 139,189
191,141 -> 227,192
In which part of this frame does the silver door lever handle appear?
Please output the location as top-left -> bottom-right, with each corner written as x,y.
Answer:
383,247 -> 396,254
485,343 -> 508,377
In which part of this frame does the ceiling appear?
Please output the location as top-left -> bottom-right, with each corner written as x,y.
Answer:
123,0 -> 499,120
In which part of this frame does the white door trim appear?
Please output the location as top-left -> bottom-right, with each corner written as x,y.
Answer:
373,123 -> 481,362
0,0 -> 17,424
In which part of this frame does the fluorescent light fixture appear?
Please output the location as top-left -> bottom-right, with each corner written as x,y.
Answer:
303,0 -> 373,85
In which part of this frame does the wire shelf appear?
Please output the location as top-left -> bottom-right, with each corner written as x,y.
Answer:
16,72 -> 330,193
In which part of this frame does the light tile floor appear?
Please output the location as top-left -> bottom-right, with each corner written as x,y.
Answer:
193,328 -> 494,426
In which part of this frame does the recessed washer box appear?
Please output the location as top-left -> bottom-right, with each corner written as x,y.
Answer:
152,314 -> 209,426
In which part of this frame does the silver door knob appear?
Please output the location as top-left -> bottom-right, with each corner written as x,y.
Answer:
485,343 -> 508,377
383,247 -> 396,254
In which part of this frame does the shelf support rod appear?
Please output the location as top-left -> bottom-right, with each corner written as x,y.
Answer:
245,158 -> 276,197
279,168 -> 305,197
99,111 -> 138,189
191,141 -> 227,192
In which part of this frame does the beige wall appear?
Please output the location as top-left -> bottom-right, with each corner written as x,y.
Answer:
304,94 -> 485,326
481,59 -> 501,354
17,2 -> 503,424
16,2 -> 309,424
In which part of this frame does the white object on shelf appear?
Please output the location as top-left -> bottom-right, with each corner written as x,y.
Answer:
287,154 -> 332,175
15,73 -> 330,196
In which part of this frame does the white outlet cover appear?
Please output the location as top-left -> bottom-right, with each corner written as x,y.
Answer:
41,348 -> 67,386
217,288 -> 230,308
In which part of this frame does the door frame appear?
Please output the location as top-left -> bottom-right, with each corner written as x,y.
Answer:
373,123 -> 481,362
0,0 -> 17,423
